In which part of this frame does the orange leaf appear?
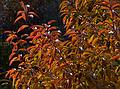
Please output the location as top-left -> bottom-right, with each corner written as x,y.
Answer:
5,69 -> 16,78
9,52 -> 17,61
98,30 -> 106,35
9,57 -> 18,66
12,72 -> 18,79
43,44 -> 51,49
6,35 -> 17,42
88,35 -> 94,44
112,55 -> 120,60
22,12 -> 26,21
17,11 -> 24,16
18,40 -> 27,44
17,25 -> 29,33
49,57 -> 54,66
112,3 -> 120,9
14,16 -> 24,24
27,46 -> 35,51
30,30 -> 39,36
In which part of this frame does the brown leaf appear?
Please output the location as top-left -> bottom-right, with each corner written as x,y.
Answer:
19,1 -> 27,12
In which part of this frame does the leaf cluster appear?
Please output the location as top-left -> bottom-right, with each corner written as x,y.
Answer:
5,0 -> 120,89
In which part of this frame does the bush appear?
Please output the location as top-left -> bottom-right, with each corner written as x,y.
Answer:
5,0 -> 120,89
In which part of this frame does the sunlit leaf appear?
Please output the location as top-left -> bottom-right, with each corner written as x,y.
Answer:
88,35 -> 94,44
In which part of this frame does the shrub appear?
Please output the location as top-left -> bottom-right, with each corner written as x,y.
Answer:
5,0 -> 120,89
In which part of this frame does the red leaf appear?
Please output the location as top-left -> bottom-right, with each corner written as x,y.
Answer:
47,20 -> 57,25
28,12 -> 39,17
33,35 -> 41,40
48,26 -> 57,31
19,1 -> 27,12
17,25 -> 29,33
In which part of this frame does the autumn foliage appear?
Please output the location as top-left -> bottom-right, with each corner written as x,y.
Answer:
5,0 -> 120,89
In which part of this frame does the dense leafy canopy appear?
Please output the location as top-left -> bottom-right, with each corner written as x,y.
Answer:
4,0 -> 120,89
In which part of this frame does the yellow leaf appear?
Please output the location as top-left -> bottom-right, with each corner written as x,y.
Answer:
88,35 -> 94,44
92,38 -> 98,45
